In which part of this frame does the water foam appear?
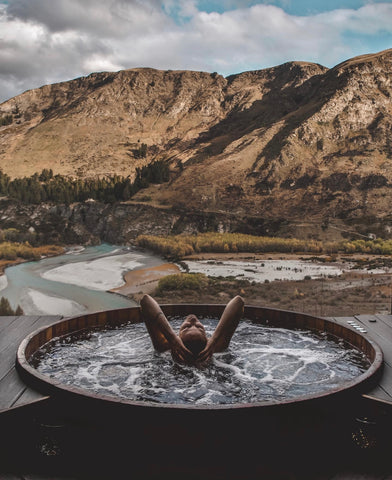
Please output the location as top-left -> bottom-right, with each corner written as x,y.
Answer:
33,318 -> 369,405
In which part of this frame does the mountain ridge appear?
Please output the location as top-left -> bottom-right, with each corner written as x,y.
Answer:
1,49 -> 392,240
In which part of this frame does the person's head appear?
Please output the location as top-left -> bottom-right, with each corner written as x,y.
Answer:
179,314 -> 207,357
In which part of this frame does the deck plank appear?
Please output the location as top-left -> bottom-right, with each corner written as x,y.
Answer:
0,315 -> 62,412
12,387 -> 49,408
0,315 -> 60,398
0,316 -> 18,334
0,368 -> 33,411
374,314 -> 392,335
327,316 -> 392,405
364,363 -> 392,399
0,316 -> 41,381
362,384 -> 392,404
354,315 -> 392,365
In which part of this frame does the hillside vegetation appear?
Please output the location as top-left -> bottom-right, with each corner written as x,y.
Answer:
0,228 -> 64,272
0,162 -> 169,204
136,232 -> 392,259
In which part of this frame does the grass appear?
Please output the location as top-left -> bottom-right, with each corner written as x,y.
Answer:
0,242 -> 64,272
156,273 -> 208,294
136,232 -> 392,259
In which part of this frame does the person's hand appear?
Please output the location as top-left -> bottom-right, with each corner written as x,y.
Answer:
197,339 -> 215,364
170,336 -> 194,364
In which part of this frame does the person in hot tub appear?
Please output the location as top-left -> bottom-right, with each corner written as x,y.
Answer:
140,294 -> 244,365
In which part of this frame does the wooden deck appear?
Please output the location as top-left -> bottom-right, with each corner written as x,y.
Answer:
0,315 -> 62,413
1,313 -> 392,479
2,313 -> 392,413
329,314 -> 392,407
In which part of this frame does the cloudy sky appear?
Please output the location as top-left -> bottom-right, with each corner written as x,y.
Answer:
0,0 -> 391,102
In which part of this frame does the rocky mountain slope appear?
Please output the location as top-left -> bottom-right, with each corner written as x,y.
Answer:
1,49 -> 392,240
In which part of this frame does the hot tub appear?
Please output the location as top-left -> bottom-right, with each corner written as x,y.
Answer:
15,304 -> 383,475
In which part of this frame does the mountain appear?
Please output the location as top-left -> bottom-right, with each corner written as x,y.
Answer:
1,49 -> 392,241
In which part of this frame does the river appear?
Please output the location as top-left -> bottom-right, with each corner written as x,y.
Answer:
0,243 -> 388,317
0,243 -> 167,316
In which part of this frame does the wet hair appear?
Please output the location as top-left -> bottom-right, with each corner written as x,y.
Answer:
182,334 -> 207,357
179,315 -> 208,357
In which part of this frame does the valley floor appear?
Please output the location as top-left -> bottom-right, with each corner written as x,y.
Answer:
123,253 -> 392,317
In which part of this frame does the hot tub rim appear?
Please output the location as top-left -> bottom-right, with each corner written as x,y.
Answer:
16,304 -> 384,411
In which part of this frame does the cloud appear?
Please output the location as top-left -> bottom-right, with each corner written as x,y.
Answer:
0,1 -> 391,103
6,0 -> 169,36
0,3 -> 116,101
317,3 -> 392,35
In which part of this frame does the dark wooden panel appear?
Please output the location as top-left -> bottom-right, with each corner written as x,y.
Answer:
22,476 -> 78,480
331,473 -> 388,479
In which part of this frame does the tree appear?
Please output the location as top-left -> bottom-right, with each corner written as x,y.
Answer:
0,297 -> 24,315
0,297 -> 14,315
39,169 -> 54,181
134,143 -> 148,158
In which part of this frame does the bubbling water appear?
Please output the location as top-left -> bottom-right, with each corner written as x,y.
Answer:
32,318 -> 370,405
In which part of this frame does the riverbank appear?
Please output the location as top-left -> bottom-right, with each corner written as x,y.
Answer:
1,241 -> 391,318
123,252 -> 392,317
112,263 -> 181,296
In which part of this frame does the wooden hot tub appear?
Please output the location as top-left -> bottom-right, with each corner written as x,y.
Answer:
15,304 -> 384,474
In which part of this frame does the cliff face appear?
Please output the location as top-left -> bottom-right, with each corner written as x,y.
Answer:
1,49 -> 392,238
0,198 -> 295,247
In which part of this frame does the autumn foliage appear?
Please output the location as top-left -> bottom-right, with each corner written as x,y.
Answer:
136,232 -> 392,259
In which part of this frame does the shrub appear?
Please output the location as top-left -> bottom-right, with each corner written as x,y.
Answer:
0,241 -> 63,261
0,115 -> 13,126
156,273 -> 208,293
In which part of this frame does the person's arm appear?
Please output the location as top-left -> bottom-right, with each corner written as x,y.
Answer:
197,295 -> 244,363
140,294 -> 193,363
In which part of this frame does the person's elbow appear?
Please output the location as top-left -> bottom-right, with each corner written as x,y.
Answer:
140,294 -> 150,306
233,295 -> 244,306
